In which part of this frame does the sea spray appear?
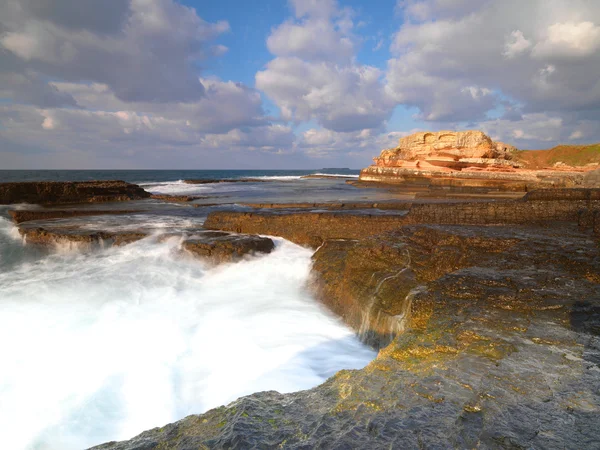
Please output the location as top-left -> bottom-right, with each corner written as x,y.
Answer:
0,234 -> 375,450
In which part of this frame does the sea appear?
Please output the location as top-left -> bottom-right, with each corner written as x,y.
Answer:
0,170 -> 385,450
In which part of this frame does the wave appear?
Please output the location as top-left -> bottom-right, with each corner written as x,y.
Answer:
246,175 -> 305,181
0,236 -> 375,449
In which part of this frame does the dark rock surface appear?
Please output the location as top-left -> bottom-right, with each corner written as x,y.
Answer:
19,226 -> 147,248
239,202 -> 413,210
150,194 -> 207,202
205,189 -> 600,248
205,211 -> 409,248
8,209 -> 139,224
93,222 -> 600,450
183,232 -> 275,264
0,181 -> 150,205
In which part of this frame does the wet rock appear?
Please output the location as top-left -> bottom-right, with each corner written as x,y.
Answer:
0,181 -> 150,205
183,233 -> 275,264
204,211 -> 409,248
300,174 -> 357,179
310,226 -> 522,347
8,209 -> 138,224
204,189 -> 600,248
150,194 -> 207,202
239,202 -> 413,210
18,226 -> 147,248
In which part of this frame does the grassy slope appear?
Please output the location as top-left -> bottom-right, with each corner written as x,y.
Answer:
514,143 -> 600,169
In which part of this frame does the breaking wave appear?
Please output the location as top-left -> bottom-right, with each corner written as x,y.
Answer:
0,233 -> 375,449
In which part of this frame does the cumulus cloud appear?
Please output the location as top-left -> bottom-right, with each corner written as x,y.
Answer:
0,0 -> 301,168
257,0 -> 395,133
532,21 -> 600,60
386,0 -> 600,146
298,127 -> 409,158
503,30 -> 532,58
2,0 -> 600,169
0,0 -> 230,104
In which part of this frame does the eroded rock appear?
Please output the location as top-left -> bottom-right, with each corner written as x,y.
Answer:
361,131 -> 598,190
19,226 -> 147,248
183,232 -> 275,264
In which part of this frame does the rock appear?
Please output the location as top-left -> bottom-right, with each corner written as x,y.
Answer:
18,226 -> 147,248
362,131 -> 599,190
493,141 -> 517,153
94,222 -> 600,450
0,181 -> 150,205
183,232 -> 275,264
204,211 -> 410,248
584,169 -> 600,188
204,189 -> 600,248
150,194 -> 206,202
7,209 -> 138,224
239,202 -> 413,210
375,130 -> 516,169
300,174 -> 356,179
310,226 -> 521,347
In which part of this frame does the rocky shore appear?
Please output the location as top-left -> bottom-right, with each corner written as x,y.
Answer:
3,179 -> 600,449
204,189 -> 600,247
95,218 -> 600,449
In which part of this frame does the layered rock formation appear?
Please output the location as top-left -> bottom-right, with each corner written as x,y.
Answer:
375,130 -> 518,170
205,189 -> 600,249
0,181 -> 150,205
361,131 -> 598,190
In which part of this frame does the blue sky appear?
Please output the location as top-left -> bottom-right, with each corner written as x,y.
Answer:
0,0 -> 599,169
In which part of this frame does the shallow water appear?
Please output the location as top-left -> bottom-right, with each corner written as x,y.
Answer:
0,214 -> 375,449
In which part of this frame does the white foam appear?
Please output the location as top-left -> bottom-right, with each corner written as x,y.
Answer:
139,180 -> 212,196
249,175 -> 304,181
0,236 -> 374,449
0,215 -> 21,241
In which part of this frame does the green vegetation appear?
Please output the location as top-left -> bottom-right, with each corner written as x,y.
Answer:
515,143 -> 600,168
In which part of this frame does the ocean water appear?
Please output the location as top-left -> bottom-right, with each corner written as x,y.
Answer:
0,171 -> 378,450
0,169 -> 360,183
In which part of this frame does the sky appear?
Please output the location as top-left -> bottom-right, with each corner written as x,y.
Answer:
0,0 -> 599,169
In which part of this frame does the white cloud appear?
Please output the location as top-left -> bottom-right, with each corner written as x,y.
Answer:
503,30 -> 532,58
299,127 -> 409,157
257,0 -> 394,133
0,0 -> 231,103
267,19 -> 354,62
570,130 -> 584,140
387,0 -> 600,127
532,21 -> 600,60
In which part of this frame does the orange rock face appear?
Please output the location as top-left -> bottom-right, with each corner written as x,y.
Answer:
374,130 -> 520,171
362,130 -> 598,190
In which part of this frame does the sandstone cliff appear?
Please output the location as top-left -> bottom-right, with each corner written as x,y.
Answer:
362,131 -> 599,190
